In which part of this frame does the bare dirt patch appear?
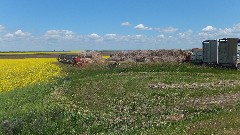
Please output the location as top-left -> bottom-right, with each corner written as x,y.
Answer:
149,80 -> 240,89
185,92 -> 240,108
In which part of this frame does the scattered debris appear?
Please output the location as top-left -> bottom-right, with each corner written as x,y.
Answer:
57,51 -> 105,66
107,50 -> 189,63
83,51 -> 105,64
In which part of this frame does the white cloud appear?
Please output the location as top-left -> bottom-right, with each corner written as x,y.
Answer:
111,34 -> 148,43
231,24 -> 240,33
134,24 -> 152,30
45,30 -> 74,36
202,26 -> 216,32
104,34 -> 117,40
157,34 -> 165,38
86,33 -> 104,42
132,23 -> 178,33
198,24 -> 240,39
14,29 -> 31,37
135,34 -> 142,37
218,28 -> 231,35
15,30 -> 28,36
0,26 -> 197,51
177,29 -> 193,39
0,25 -> 4,32
121,22 -> 132,26
198,32 -> 210,37
153,27 -> 161,31
88,33 -> 101,39
44,30 -> 75,40
161,27 -> 178,33
2,29 -> 32,41
133,34 -> 147,39
4,33 -> 14,39
5,23 -> 240,51
105,34 -> 116,37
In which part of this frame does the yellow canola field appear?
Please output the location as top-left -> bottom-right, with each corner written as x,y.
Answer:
102,55 -> 110,59
0,58 -> 62,92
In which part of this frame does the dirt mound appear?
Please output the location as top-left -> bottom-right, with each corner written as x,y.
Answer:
107,50 -> 188,63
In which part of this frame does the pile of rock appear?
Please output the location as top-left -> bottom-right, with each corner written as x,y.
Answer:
107,50 -> 188,63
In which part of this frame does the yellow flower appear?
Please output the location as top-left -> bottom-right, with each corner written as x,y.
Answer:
0,58 -> 62,92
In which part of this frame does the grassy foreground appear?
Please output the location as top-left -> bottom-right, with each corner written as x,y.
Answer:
1,62 -> 240,134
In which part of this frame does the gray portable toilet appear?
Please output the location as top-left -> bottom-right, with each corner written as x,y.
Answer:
218,38 -> 239,67
202,40 -> 218,64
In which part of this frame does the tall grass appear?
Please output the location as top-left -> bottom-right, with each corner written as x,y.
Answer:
1,62 -> 240,134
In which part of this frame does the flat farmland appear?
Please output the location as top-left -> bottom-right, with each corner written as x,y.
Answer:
0,51 -> 110,59
1,56 -> 240,134
0,51 -> 79,59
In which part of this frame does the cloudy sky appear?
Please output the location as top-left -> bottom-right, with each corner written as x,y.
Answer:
1,0 -> 240,51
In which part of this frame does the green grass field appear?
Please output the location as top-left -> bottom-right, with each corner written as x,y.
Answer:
1,62 -> 240,134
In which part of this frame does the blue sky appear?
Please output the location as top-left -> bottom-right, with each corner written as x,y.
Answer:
0,0 -> 240,51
